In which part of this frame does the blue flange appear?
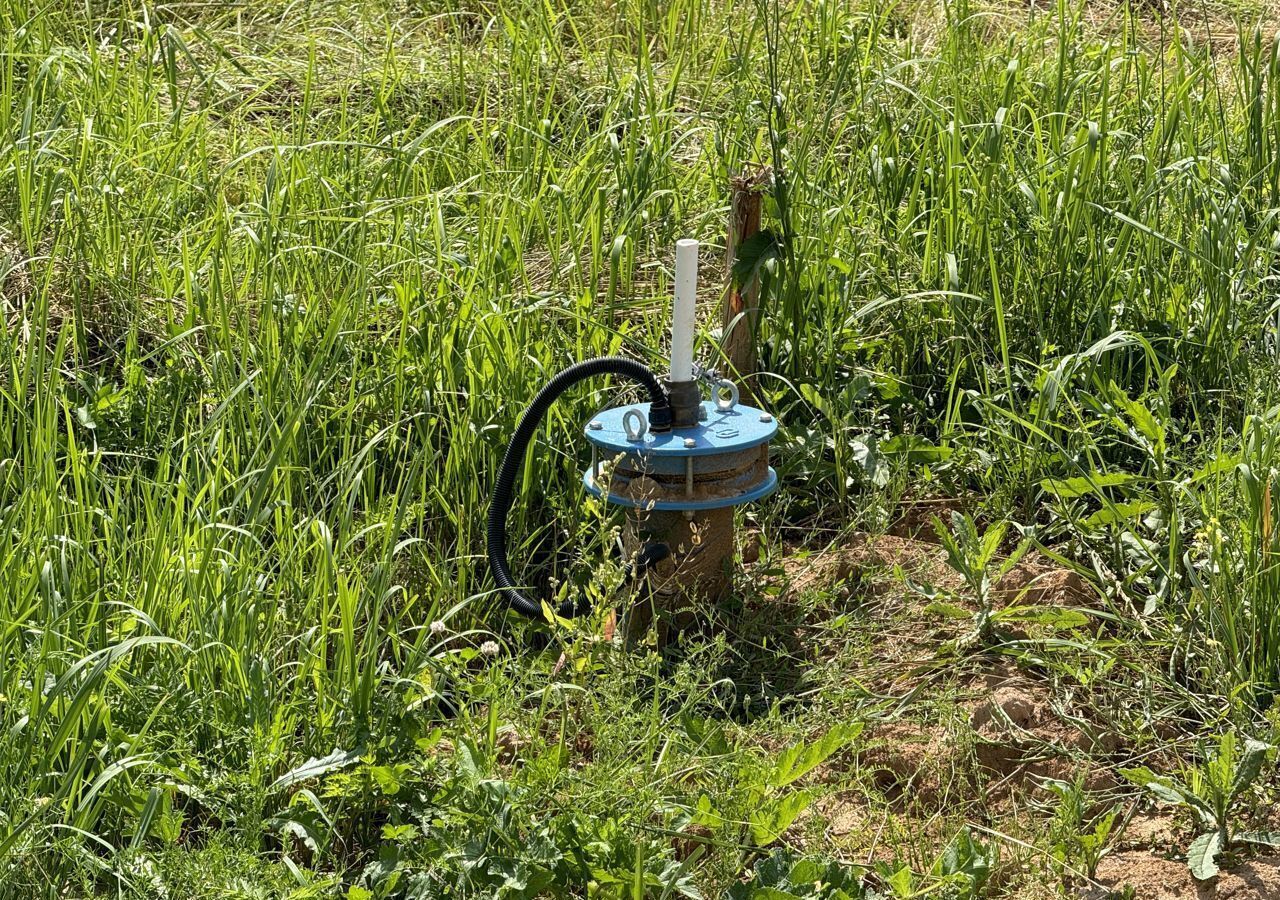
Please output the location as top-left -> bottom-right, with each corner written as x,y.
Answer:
582,399 -> 778,511
584,400 -> 776,455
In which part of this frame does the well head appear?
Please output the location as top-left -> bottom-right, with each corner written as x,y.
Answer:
582,399 -> 777,511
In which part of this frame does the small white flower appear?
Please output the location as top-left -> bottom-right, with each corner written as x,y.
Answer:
430,620 -> 447,635
480,640 -> 500,657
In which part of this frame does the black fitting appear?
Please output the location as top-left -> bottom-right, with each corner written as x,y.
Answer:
627,542 -> 671,579
665,378 -> 702,428
487,356 -> 669,620
648,398 -> 673,432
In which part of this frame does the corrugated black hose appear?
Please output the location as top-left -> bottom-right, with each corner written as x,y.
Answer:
486,357 -> 673,620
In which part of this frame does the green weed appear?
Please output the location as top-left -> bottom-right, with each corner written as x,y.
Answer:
1122,731 -> 1280,880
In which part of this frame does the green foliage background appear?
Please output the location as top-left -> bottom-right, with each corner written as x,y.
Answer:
5,0 -> 1280,894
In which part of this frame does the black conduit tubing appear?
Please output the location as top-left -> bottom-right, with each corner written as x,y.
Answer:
487,356 -> 671,620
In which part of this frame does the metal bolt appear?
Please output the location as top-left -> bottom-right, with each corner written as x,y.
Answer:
759,412 -> 773,423
589,420 -> 603,430
622,408 -> 648,442
683,438 -> 697,448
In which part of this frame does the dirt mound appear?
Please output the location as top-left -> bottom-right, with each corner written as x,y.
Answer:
1090,851 -> 1211,899
805,791 -> 949,870
813,792 -> 874,838
858,721 -> 955,806
1088,852 -> 1280,899
778,532 -> 1121,792
962,661 -> 1122,793
783,535 -> 1097,621
993,559 -> 1094,608
887,496 -> 972,540
968,662 -> 1112,748
993,553 -> 1098,610
782,533 -> 959,601
1119,812 -> 1182,851
1216,857 -> 1280,897
777,533 -> 1123,807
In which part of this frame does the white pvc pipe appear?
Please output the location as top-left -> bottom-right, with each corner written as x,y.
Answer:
670,238 -> 699,382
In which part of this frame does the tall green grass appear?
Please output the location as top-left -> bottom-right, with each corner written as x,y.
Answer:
4,0 -> 1280,890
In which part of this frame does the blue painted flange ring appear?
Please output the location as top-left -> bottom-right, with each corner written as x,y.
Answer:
583,466 -> 778,511
584,400 -> 777,457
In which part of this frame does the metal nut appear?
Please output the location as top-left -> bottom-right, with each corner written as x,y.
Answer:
589,420 -> 603,430
683,437 -> 697,448
759,412 -> 773,423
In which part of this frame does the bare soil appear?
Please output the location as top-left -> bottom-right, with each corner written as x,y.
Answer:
992,553 -> 1098,610
783,533 -> 1098,616
860,721 -> 957,806
1089,852 -> 1280,899
770,528 -> 1280,899
782,532 -> 959,601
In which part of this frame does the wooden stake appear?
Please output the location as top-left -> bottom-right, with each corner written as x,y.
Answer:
721,167 -> 772,406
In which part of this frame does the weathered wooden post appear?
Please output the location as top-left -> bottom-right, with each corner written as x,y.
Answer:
721,167 -> 773,407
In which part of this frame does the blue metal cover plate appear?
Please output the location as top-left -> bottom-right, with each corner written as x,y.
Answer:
583,401 -> 777,455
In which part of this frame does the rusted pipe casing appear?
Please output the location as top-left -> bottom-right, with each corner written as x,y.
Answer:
583,384 -> 777,641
